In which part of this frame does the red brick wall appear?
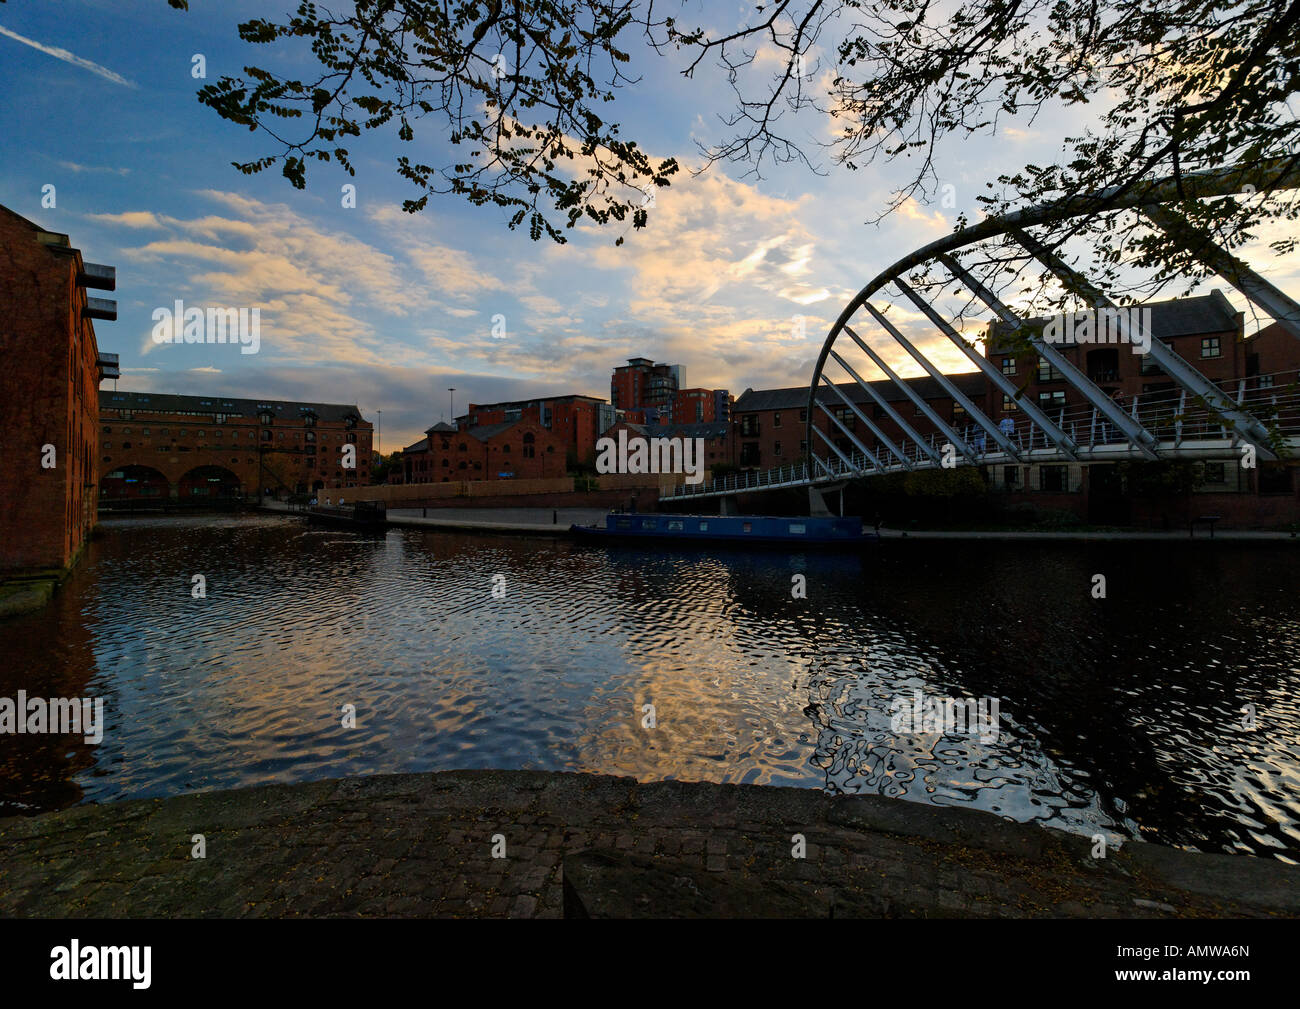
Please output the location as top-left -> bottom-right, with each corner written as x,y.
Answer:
406,418 -> 567,481
0,210 -> 101,575
99,407 -> 373,496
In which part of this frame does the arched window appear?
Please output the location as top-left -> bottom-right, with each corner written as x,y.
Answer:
522,432 -> 536,459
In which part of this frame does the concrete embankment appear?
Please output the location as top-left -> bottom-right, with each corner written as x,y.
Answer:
1,770 -> 1296,918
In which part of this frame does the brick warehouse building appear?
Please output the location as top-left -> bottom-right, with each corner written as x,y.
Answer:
98,391 -> 373,503
399,416 -> 567,483
0,206 -> 118,579
461,394 -> 615,466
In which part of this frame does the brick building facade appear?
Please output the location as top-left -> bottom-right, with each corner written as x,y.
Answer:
461,394 -> 615,466
399,417 -> 566,483
0,206 -> 117,577
98,391 -> 373,502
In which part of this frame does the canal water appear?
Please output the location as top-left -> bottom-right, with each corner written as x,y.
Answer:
2,514 -> 1297,862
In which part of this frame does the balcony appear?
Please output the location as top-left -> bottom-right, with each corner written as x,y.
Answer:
78,263 -> 116,291
83,297 -> 117,321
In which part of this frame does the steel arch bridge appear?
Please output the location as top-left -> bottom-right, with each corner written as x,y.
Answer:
664,160 -> 1300,505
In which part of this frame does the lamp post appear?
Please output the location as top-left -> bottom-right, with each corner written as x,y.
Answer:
448,387 -> 457,426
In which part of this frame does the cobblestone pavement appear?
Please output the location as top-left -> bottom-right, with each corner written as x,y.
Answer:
1,771 -> 1297,918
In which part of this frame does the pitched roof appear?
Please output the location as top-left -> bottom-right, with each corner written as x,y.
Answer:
99,390 -> 366,424
622,421 -> 730,441
467,421 -> 520,442
990,290 -> 1241,349
734,372 -> 987,413
425,421 -> 457,434
402,437 -> 429,454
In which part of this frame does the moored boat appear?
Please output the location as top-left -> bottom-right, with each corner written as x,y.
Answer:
569,512 -> 876,546
305,500 -> 387,529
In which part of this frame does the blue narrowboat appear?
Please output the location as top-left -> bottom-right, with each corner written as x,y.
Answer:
569,513 -> 877,545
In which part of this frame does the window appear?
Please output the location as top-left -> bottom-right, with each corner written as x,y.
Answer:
667,520 -> 684,531
1037,390 -> 1066,409
953,403 -> 967,422
522,432 -> 535,458
1259,465 -> 1293,494
789,523 -> 806,534
1259,375 -> 1275,389
742,522 -> 752,533
1000,357 -> 1016,376
1037,361 -> 1063,382
1201,336 -> 1221,359
698,521 -> 709,532
740,443 -> 761,466
1002,394 -> 1019,412
616,518 -> 632,529
1202,462 -> 1226,484
774,441 -> 782,455
1039,465 -> 1067,492
740,415 -> 760,437
1002,465 -> 1018,489
798,409 -> 807,422
773,412 -> 782,428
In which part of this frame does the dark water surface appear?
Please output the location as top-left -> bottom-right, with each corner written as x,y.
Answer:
2,514 -> 1297,861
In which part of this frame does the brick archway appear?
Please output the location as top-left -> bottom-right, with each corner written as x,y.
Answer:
100,463 -> 170,502
178,465 -> 242,500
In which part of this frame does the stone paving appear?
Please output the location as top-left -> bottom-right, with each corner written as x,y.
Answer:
1,770 -> 1297,918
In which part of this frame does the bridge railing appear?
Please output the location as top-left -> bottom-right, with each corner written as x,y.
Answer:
665,368 -> 1300,499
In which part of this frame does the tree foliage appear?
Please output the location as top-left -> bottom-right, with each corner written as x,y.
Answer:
165,0 -> 1300,279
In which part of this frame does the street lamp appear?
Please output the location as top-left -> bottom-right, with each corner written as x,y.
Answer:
448,387 -> 457,425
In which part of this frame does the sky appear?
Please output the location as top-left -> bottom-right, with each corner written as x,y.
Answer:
1,0 -> 1295,452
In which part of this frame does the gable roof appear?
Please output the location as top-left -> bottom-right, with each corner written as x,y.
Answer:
99,390 -> 366,424
734,372 -> 987,413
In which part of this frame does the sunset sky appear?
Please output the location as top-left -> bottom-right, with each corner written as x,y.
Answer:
2,0 -> 1294,451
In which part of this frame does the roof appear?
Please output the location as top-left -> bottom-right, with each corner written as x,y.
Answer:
733,372 -> 987,413
990,290 -> 1240,350
425,421 -> 457,434
622,421 -> 730,441
99,390 -> 366,424
467,421 -> 520,442
402,437 -> 429,454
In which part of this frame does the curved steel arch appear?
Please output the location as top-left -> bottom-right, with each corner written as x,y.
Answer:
803,158 -> 1300,472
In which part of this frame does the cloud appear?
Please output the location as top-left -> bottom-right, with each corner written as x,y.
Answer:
0,25 -> 136,87
58,160 -> 130,176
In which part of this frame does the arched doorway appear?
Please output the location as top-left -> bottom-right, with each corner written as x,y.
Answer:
100,465 -> 170,508
178,465 -> 242,504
